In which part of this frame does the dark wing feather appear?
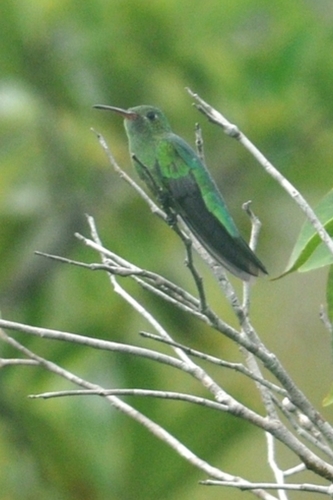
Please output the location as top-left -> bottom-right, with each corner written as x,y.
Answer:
168,174 -> 267,280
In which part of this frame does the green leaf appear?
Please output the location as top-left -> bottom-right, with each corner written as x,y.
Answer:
323,382 -> 333,407
277,189 -> 333,278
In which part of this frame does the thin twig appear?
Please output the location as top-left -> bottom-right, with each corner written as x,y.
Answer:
266,433 -> 289,500
30,388 -> 229,412
201,479 -> 333,496
140,331 -> 286,396
35,249 -> 202,315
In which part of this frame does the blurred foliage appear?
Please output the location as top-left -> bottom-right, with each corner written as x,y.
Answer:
1,0 -> 333,498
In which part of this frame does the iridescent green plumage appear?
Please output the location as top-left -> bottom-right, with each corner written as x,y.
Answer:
94,104 -> 267,281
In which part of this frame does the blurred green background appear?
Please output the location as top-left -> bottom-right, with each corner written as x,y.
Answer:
1,0 -> 333,498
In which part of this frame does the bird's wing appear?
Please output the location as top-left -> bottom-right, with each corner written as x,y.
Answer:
156,134 -> 267,279
157,134 -> 239,237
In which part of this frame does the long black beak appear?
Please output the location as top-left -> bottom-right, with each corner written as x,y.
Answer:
93,104 -> 138,119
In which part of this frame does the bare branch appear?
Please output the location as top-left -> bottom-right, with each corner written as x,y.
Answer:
0,328 -> 276,499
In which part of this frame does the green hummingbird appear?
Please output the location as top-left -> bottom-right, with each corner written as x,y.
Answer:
94,104 -> 267,281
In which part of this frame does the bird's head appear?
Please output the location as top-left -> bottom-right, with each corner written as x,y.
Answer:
94,104 -> 172,141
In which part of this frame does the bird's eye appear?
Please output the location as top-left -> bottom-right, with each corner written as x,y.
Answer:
146,111 -> 157,121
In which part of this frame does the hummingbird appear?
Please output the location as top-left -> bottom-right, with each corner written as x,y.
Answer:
94,104 -> 267,281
